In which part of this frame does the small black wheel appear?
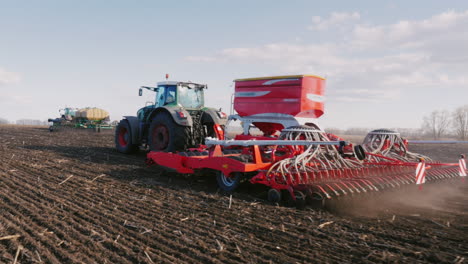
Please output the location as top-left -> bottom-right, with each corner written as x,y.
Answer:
267,189 -> 282,203
115,120 -> 138,154
49,126 -> 54,132
295,191 -> 306,209
148,112 -> 190,152
354,145 -> 366,160
216,171 -> 242,193
308,192 -> 326,209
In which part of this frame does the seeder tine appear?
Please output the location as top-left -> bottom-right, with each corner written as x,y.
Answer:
353,180 -> 368,193
398,172 -> 411,184
346,181 -> 362,194
324,183 -> 341,197
450,168 -> 459,177
395,173 -> 410,185
379,177 -> 393,189
315,184 -> 332,199
360,179 -> 379,191
331,182 -> 348,196
365,177 -> 385,190
352,182 -> 365,193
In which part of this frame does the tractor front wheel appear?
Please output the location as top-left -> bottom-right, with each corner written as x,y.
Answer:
115,120 -> 138,154
148,112 -> 190,152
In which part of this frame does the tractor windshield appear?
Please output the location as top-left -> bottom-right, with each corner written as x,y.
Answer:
178,84 -> 204,109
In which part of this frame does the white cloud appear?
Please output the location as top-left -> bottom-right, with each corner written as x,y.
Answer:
0,68 -> 25,105
351,10 -> 468,51
0,93 -> 31,105
185,10 -> 468,104
308,12 -> 360,31
334,88 -> 401,103
184,56 -> 216,62
0,68 -> 20,86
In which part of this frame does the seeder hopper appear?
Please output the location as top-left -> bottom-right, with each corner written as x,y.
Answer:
144,75 -> 467,207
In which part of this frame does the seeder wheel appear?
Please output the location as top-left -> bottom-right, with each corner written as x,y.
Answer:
267,189 -> 282,203
286,190 -> 307,209
294,191 -> 306,209
216,171 -> 243,193
308,192 -> 326,209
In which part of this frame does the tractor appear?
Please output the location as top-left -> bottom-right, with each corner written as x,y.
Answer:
48,107 -> 113,132
115,79 -> 228,153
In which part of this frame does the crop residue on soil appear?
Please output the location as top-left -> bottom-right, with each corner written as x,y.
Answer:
0,125 -> 467,263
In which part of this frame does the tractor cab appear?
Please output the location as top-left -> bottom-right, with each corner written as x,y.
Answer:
137,81 -> 207,121
59,107 -> 78,121
139,81 -> 206,108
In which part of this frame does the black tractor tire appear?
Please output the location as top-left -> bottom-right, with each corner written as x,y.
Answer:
115,120 -> 139,154
148,112 -> 190,152
216,171 -> 243,193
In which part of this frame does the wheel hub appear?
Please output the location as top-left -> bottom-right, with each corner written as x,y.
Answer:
220,172 -> 235,187
118,127 -> 128,147
153,124 -> 169,150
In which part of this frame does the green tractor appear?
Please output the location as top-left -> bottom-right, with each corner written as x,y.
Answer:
115,80 -> 228,153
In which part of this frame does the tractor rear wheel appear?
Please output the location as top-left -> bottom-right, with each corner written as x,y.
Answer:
148,112 -> 190,152
115,120 -> 138,154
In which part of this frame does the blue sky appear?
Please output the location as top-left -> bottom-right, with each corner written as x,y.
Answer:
1,0 -> 468,129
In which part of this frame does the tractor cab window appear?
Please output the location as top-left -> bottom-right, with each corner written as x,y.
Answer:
178,84 -> 204,109
165,86 -> 176,105
156,85 -> 177,106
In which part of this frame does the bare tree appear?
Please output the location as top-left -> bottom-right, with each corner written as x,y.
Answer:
452,105 -> 468,140
422,110 -> 451,139
344,127 -> 369,136
16,119 -> 48,125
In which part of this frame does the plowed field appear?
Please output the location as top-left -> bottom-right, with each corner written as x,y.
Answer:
0,125 -> 467,263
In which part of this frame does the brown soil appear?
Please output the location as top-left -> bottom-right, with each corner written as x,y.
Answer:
0,125 -> 467,264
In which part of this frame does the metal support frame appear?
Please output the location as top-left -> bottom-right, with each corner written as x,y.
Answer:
205,138 -> 348,147
228,113 -> 322,135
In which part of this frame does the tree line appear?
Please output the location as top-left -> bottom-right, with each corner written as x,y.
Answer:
422,105 -> 468,140
0,118 -> 49,125
326,105 -> 468,140
1,105 -> 467,140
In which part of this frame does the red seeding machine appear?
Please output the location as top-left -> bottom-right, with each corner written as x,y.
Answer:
124,75 -> 467,207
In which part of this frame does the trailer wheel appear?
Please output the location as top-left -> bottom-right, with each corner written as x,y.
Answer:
149,112 -> 190,152
115,120 -> 138,154
216,171 -> 242,193
49,126 -> 54,132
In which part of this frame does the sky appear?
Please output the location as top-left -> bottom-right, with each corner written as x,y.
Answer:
1,0 -> 468,129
